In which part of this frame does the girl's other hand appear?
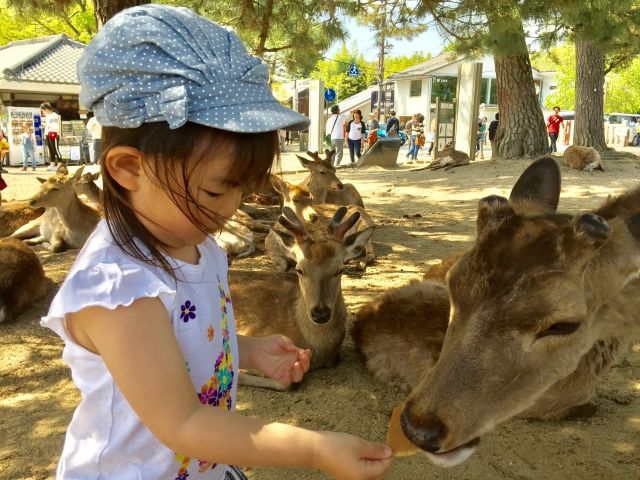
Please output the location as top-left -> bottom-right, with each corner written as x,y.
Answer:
250,335 -> 311,386
315,432 -> 394,480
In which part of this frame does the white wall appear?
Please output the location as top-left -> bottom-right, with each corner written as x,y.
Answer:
395,78 -> 431,117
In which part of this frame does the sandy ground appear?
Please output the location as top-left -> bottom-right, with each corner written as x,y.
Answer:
1,148 -> 640,480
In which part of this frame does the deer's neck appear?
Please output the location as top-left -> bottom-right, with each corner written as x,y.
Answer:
54,194 -> 95,231
306,176 -> 328,204
86,183 -> 101,204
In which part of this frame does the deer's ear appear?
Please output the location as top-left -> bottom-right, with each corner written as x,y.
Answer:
509,156 -> 561,212
270,175 -> 288,196
477,195 -> 515,236
91,172 -> 101,181
269,228 -> 297,261
296,155 -> 314,169
343,227 -> 375,261
71,165 -> 85,182
37,177 -> 47,184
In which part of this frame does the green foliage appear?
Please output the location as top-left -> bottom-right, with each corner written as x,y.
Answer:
605,56 -> 640,113
532,46 -> 576,110
384,52 -> 431,78
310,42 -> 376,104
0,0 -> 96,45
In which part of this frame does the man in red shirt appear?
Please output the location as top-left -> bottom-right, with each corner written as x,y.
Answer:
547,106 -> 565,154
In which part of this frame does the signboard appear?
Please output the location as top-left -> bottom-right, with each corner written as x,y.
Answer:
434,98 -> 457,154
348,63 -> 359,77
324,88 -> 337,103
70,146 -> 81,161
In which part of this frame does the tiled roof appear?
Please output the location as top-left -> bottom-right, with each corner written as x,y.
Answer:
0,34 -> 85,85
386,52 -> 462,80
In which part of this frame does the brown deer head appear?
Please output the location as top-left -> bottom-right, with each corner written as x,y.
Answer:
270,176 -> 318,222
400,157 -> 640,466
270,206 -> 374,324
30,166 -> 85,208
296,152 -> 344,191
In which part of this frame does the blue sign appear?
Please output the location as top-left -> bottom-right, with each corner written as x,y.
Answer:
324,88 -> 337,102
348,62 -> 360,77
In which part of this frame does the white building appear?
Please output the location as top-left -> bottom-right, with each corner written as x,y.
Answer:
385,53 -> 557,121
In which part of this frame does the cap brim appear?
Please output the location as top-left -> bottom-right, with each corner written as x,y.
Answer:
189,100 -> 310,133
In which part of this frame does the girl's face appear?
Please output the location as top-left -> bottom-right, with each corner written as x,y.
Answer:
22,124 -> 30,133
132,148 -> 243,250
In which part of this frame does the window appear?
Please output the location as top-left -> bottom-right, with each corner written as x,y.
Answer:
431,76 -> 457,103
479,78 -> 489,105
409,80 -> 422,97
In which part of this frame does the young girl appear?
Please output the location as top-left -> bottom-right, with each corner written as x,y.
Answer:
20,122 -> 37,171
42,5 -> 393,480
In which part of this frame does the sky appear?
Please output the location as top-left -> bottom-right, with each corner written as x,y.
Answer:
325,16 -> 446,62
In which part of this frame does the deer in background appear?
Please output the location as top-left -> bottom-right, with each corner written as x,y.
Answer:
0,238 -> 48,324
0,201 -> 44,238
298,150 -> 365,208
352,156 -> 640,467
74,171 -> 102,205
563,145 -> 604,173
265,177 -> 376,272
16,166 -> 101,252
230,206 -> 374,391
423,141 -> 470,171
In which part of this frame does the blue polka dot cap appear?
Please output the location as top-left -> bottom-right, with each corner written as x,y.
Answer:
77,5 -> 310,132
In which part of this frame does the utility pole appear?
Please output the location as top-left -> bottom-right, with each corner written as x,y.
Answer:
376,1 -> 386,122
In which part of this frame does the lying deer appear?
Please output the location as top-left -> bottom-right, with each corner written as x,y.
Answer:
563,145 -> 604,173
423,141 -> 470,171
352,156 -> 640,467
265,177 -> 376,272
214,210 -> 271,259
18,166 -> 101,252
74,171 -> 102,204
298,150 -> 365,208
0,238 -> 48,324
230,206 -> 374,391
0,201 -> 44,238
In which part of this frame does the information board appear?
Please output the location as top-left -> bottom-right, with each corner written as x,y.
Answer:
434,98 -> 457,156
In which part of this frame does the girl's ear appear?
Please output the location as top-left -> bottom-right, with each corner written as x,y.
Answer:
104,146 -> 144,192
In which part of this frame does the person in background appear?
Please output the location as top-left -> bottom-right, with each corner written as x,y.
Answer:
407,114 -> 425,164
476,121 -> 486,158
86,113 -> 103,164
345,110 -> 365,167
488,113 -> 499,159
405,114 -> 417,162
482,117 -> 489,145
20,122 -> 37,171
325,104 -> 349,165
278,129 -> 286,152
41,102 -> 62,171
386,110 -> 399,137
366,112 -> 379,132
427,116 -> 436,156
0,125 -> 8,173
547,106 -> 565,154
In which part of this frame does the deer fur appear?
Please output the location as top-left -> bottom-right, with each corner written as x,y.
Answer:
425,141 -> 470,171
74,171 -> 102,204
0,238 -> 47,324
22,166 -> 101,252
298,150 -> 365,208
352,156 -> 640,467
265,177 -> 375,272
563,145 -> 604,173
0,201 -> 45,238
214,210 -> 270,259
230,206 -> 374,391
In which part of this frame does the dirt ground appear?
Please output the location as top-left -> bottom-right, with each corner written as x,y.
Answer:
1,150 -> 639,480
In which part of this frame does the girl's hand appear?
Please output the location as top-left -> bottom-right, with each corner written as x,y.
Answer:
314,431 -> 394,480
249,335 -> 311,386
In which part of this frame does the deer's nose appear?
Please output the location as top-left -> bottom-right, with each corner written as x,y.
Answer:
309,213 -> 319,222
29,199 -> 36,207
401,409 -> 446,453
311,306 -> 331,324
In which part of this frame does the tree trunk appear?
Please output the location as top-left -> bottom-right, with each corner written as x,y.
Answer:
93,0 -> 150,29
573,29 -> 608,150
491,18 -> 548,159
254,0 -> 274,56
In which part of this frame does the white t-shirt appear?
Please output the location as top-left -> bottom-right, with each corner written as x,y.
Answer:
325,113 -> 349,140
45,112 -> 60,134
41,220 -> 239,480
348,121 -> 364,141
86,117 -> 102,140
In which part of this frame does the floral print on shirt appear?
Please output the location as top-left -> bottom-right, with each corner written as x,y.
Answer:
175,276 -> 234,479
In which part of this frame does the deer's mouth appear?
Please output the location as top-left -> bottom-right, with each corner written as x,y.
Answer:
421,437 -> 480,468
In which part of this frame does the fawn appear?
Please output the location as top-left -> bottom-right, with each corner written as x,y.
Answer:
563,145 -> 604,173
425,141 -> 470,171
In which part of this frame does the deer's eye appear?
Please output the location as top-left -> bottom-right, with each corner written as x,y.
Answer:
293,199 -> 300,204
536,322 -> 581,339
320,171 -> 327,175
295,269 -> 305,276
334,269 -> 344,277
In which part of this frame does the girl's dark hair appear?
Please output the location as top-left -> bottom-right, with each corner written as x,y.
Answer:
100,121 -> 279,279
40,102 -> 58,113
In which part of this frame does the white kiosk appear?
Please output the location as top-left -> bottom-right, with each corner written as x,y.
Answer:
3,107 -> 46,166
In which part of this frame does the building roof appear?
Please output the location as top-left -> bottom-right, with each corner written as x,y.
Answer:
0,34 -> 85,86
386,52 -> 462,80
334,86 -> 377,111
